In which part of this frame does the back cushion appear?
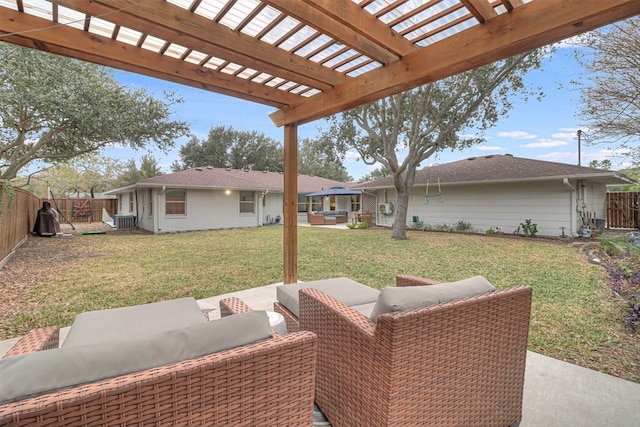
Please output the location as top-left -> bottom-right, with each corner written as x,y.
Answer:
277,278 -> 380,317
63,297 -> 206,347
369,276 -> 496,322
0,311 -> 272,404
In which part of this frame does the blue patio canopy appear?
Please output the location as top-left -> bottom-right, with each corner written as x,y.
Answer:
306,186 -> 361,197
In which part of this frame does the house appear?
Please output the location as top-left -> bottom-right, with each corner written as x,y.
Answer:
104,167 -> 357,233
353,154 -> 635,237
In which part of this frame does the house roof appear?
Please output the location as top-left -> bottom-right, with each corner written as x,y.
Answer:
353,154 -> 636,189
105,167 -> 352,194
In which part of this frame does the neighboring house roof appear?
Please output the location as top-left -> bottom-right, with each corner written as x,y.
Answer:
353,154 -> 635,189
104,167 -> 352,194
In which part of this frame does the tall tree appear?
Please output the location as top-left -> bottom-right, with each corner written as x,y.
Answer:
173,126 -> 283,172
116,154 -> 164,187
323,51 -> 545,239
0,43 -> 189,181
298,137 -> 351,181
573,17 -> 640,163
26,154 -> 125,198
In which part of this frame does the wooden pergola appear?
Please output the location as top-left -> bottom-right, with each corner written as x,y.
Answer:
2,0 -> 639,283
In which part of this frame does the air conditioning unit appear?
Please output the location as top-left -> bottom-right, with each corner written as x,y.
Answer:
115,215 -> 136,229
379,202 -> 395,215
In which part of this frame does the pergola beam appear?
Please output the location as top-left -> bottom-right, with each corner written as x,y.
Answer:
270,0 -> 640,126
88,0 -> 345,89
0,6 -> 301,107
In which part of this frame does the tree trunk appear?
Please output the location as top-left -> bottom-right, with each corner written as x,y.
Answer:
391,184 -> 411,240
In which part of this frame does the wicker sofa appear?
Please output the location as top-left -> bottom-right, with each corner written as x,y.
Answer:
0,298 -> 318,426
307,211 -> 337,225
274,276 -> 532,427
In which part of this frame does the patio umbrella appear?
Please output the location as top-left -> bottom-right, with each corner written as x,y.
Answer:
305,186 -> 361,197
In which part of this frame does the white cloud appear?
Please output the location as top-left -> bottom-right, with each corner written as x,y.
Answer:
497,131 -> 537,140
477,145 -> 503,151
521,139 -> 569,148
537,151 -> 578,163
551,131 -> 578,140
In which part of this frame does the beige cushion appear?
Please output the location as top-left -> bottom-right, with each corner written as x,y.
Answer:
63,297 -> 206,347
0,311 -> 272,404
369,276 -> 496,321
277,277 -> 380,317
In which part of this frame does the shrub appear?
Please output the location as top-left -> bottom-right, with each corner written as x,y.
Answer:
454,220 -> 473,232
520,219 -> 538,237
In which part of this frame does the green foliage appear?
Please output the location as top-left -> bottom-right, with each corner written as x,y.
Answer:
454,220 -> 473,232
0,43 -> 189,181
599,236 -> 640,257
346,222 -> 356,229
172,126 -> 284,172
115,155 -> 164,187
298,137 -> 351,181
485,228 -> 495,234
589,159 -> 612,170
520,219 -> 538,237
356,221 -> 370,229
360,167 -> 392,182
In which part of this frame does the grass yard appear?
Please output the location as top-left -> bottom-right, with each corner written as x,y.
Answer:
1,226 -> 638,382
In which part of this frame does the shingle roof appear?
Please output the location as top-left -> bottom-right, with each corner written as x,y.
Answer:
354,155 -> 635,188
108,167 -> 351,194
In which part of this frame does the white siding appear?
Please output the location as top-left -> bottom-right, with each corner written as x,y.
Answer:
374,180 -> 608,237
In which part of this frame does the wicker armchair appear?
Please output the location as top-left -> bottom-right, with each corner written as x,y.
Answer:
298,279 -> 532,427
1,323 -> 317,426
274,274 -> 441,333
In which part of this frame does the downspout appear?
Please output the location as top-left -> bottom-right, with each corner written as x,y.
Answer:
563,178 -> 579,237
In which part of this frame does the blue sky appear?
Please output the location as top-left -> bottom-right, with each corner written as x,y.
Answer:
105,42 -> 624,181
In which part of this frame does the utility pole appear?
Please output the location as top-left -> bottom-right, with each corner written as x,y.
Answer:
577,129 -> 582,166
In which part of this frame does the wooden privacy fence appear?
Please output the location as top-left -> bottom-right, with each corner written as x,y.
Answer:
0,190 -> 118,266
607,192 -> 639,229
0,184 -> 40,267
44,198 -> 117,224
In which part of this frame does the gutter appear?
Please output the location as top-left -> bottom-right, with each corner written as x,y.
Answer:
563,178 -> 579,237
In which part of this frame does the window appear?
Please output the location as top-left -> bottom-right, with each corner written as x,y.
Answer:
149,189 -> 153,216
351,194 -> 360,212
311,196 -> 322,212
129,192 -> 134,213
298,195 -> 309,212
239,191 -> 255,213
165,190 -> 186,215
329,196 -> 336,211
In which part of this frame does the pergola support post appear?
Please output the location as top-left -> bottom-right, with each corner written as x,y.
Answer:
283,124 -> 298,284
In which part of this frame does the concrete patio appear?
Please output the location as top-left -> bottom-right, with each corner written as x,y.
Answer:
2,282 -> 639,427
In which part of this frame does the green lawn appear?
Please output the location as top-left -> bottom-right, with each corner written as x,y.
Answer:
3,226 -> 638,382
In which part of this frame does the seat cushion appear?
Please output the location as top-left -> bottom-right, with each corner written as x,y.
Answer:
0,310 -> 272,404
277,278 -> 380,317
369,276 -> 496,321
63,297 -> 206,347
